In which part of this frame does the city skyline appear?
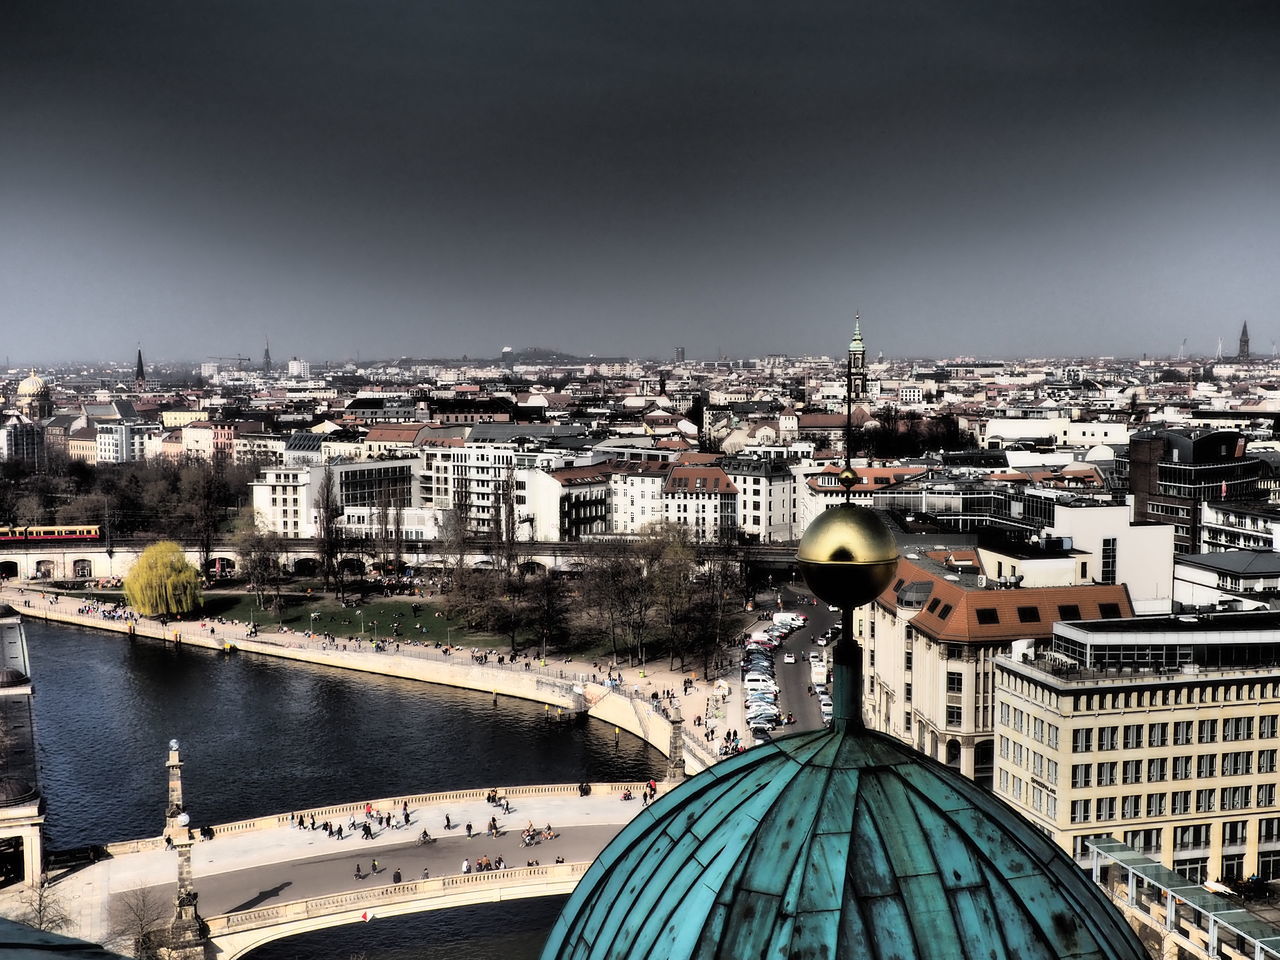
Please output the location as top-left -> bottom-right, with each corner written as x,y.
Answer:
4,1 -> 1279,363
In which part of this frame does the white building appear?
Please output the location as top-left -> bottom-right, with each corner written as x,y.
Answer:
724,457 -> 798,543
95,422 -> 157,464
287,358 -> 312,378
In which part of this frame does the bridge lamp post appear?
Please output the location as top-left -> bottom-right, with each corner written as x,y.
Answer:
358,610 -> 365,635
309,611 -> 320,635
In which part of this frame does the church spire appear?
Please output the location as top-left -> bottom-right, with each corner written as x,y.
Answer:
1239,321 -> 1251,360
262,337 -> 273,373
135,347 -> 146,387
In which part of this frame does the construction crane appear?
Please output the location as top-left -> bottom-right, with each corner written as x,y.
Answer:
1175,338 -> 1187,361
208,355 -> 253,371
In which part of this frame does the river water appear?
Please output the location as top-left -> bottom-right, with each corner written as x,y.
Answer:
25,620 -> 663,959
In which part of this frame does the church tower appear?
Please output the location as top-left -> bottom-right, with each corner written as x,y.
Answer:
1239,322 -> 1251,360
135,348 -> 146,390
849,314 -> 867,401
262,338 -> 273,373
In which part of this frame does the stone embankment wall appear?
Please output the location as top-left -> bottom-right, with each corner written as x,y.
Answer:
14,600 -> 716,792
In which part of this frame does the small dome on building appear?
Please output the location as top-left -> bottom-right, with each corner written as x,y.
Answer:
542,727 -> 1147,960
0,777 -> 38,807
0,667 -> 29,688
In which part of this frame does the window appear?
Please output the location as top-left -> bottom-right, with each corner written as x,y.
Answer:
1225,717 -> 1254,742
904,683 -> 912,703
1098,603 -> 1122,619
975,608 -> 1000,625
946,671 -> 963,694
999,736 -> 1010,759
1222,786 -> 1252,811
1223,751 -> 1253,777
1146,793 -> 1166,817
946,705 -> 962,727
1047,759 -> 1058,785
1174,824 -> 1210,851
1148,723 -> 1168,747
1047,725 -> 1059,749
937,604 -> 952,620
1147,758 -> 1168,782
1123,724 -> 1143,750
1072,764 -> 1092,789
1197,754 -> 1217,779
1073,729 -> 1093,753
1173,756 -> 1192,780
999,703 -> 1010,726
1016,606 -> 1041,623
1174,721 -> 1193,746
1122,760 -> 1143,785
1097,761 -> 1117,786
1125,828 -> 1161,856
1058,604 -> 1081,621
1199,719 -> 1218,743
1070,800 -> 1091,824
1012,709 -> 1024,733
1196,788 -> 1216,813
1013,742 -> 1024,766
1033,718 -> 1045,743
999,768 -> 1009,792
1260,750 -> 1277,774
904,651 -> 913,670
1260,784 -> 1277,808
1122,794 -> 1142,819
1223,821 -> 1248,847
1262,715 -> 1279,739
1172,791 -> 1191,816
1096,797 -> 1116,822
1098,726 -> 1119,751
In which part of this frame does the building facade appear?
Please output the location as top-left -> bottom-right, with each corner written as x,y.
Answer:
995,612 -> 1280,883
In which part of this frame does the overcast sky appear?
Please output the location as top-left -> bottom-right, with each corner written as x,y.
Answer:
3,1 -> 1278,365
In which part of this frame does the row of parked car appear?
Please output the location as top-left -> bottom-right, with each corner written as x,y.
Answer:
742,616 -> 808,743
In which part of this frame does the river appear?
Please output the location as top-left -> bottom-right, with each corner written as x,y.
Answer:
25,620 -> 663,959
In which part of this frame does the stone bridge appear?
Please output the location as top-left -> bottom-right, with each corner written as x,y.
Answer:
0,536 -> 796,583
38,781 -> 661,956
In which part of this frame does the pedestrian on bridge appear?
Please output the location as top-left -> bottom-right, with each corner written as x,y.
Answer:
371,858 -> 379,875
461,858 -> 471,874
465,821 -> 473,838
354,863 -> 362,879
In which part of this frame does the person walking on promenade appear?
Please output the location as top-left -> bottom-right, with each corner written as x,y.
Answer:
444,813 -> 452,831
465,821 -> 473,839
393,868 -> 402,884
371,858 -> 379,875
355,863 -> 363,879
461,858 -> 471,874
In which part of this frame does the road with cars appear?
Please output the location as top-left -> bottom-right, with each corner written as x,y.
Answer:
739,587 -> 841,741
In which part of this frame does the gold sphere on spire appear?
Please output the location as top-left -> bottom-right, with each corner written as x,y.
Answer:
796,503 -> 898,609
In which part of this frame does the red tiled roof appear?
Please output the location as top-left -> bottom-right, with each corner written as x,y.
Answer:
877,556 -> 1133,644
663,465 -> 738,495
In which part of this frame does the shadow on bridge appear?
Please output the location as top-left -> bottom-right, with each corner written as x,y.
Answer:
225,880 -> 294,914
205,860 -> 589,959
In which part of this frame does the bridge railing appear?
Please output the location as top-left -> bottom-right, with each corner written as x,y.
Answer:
204,860 -> 592,935
102,781 -> 658,857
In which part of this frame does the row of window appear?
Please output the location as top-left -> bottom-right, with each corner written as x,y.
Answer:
1001,705 -> 1062,747
1058,785 -> 1275,823
1070,717 -> 1277,753
1069,750 -> 1278,787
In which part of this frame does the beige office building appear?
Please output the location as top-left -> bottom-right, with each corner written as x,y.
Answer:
995,611 -> 1280,883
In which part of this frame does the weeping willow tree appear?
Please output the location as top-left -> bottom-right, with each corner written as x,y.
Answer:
123,541 -> 203,618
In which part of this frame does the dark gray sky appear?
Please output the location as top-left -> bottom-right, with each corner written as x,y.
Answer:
3,1 -> 1278,364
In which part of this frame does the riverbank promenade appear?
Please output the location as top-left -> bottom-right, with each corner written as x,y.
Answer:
0,583 -> 749,775
1,782 -> 661,956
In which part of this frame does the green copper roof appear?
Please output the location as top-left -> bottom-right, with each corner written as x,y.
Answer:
543,726 -> 1147,960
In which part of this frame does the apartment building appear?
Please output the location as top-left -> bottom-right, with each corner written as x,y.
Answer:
723,456 -> 797,543
663,465 -> 737,542
995,612 -> 1280,883
864,548 -> 1133,788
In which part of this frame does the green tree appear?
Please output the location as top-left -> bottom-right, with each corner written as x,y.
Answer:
124,541 -> 203,618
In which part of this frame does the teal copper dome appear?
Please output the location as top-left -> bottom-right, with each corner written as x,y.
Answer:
542,725 -> 1147,960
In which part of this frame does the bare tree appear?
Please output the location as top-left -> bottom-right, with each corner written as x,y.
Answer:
19,881 -> 72,934
108,885 -> 169,959
232,510 -> 284,612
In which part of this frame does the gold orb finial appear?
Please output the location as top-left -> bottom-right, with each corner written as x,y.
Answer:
796,504 -> 898,609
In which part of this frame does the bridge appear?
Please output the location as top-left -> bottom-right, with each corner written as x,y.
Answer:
0,535 -> 799,583
38,781 -> 658,958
